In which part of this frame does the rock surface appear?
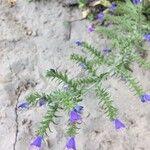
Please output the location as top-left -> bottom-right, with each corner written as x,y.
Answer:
0,0 -> 150,150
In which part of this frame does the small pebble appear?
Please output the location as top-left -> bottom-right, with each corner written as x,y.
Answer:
26,30 -> 33,36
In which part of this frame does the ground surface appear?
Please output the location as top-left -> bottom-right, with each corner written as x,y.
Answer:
0,0 -> 150,150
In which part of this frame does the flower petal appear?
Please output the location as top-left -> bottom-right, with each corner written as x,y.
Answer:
30,145 -> 40,150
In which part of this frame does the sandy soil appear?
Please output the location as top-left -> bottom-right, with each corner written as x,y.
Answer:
0,0 -> 150,150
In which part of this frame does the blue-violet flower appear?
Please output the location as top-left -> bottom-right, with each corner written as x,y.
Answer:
70,110 -> 81,123
114,118 -> 125,129
63,84 -> 69,91
79,63 -> 86,69
144,34 -> 150,41
88,24 -> 95,32
73,105 -> 83,113
97,12 -> 104,22
75,40 -> 82,46
102,48 -> 112,54
18,101 -> 29,109
140,94 -> 150,102
109,2 -> 117,13
132,0 -> 142,5
66,137 -> 76,150
38,97 -> 47,107
30,136 -> 43,149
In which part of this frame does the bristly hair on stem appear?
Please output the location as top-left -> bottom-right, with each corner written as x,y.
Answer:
96,85 -> 118,121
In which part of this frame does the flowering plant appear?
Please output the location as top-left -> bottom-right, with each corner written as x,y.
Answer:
19,0 -> 150,149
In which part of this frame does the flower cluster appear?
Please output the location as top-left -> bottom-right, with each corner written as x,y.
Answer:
66,105 -> 83,150
88,2 -> 117,33
18,97 -> 46,109
18,98 -> 47,149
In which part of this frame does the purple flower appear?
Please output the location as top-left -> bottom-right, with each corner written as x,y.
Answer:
63,84 -> 69,91
97,12 -> 104,22
144,34 -> 150,41
18,101 -> 29,109
109,2 -> 117,13
75,40 -> 82,46
102,48 -> 112,54
30,136 -> 43,149
66,137 -> 76,150
88,24 -> 95,32
132,0 -> 142,5
140,94 -> 150,102
38,97 -> 47,107
114,118 -> 125,129
70,110 -> 81,123
79,63 -> 86,69
73,105 -> 83,113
